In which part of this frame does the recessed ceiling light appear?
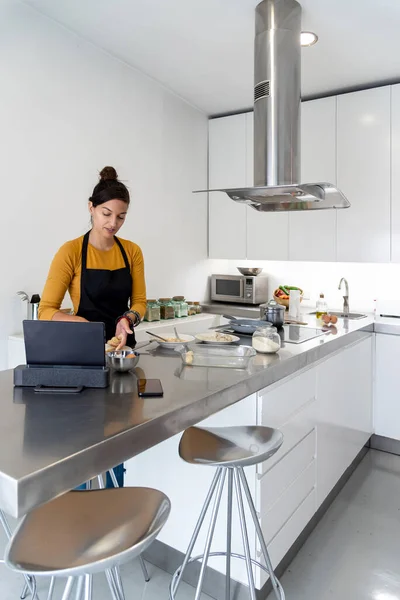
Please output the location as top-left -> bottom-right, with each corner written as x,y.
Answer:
301,31 -> 318,47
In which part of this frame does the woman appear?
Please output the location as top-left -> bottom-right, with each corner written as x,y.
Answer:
39,165 -> 147,487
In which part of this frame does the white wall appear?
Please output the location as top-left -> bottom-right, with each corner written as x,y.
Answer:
222,258 -> 400,314
0,0 -> 223,369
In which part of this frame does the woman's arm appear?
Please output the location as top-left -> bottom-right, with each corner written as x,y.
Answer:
39,243 -> 87,323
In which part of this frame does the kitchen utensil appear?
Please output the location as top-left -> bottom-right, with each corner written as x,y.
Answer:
29,294 -> 40,320
17,291 -> 41,321
146,331 -> 169,342
195,332 -> 240,345
174,327 -> 182,342
17,291 -> 29,302
236,267 -> 263,276
176,344 -> 256,369
223,317 -> 272,335
107,350 -> 140,372
284,318 -> 308,326
155,334 -> 195,349
262,300 -> 285,328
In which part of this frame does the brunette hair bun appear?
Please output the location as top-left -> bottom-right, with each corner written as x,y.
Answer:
99,166 -> 118,181
90,166 -> 130,207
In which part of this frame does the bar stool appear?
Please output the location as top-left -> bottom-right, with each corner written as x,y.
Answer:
0,510 -> 38,599
170,426 -> 285,600
4,487 -> 171,600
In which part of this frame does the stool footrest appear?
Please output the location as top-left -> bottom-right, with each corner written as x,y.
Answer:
170,551 -> 285,600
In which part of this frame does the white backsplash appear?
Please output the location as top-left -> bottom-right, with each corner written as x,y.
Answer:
223,259 -> 400,314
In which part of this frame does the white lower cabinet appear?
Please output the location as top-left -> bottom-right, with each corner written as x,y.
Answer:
374,333 -> 400,439
316,336 -> 373,506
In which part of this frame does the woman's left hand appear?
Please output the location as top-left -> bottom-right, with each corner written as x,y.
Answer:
115,318 -> 133,350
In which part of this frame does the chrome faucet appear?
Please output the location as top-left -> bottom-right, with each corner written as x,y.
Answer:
338,278 -> 349,317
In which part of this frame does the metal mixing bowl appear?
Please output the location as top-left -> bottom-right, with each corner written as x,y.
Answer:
107,350 -> 140,372
237,267 -> 263,276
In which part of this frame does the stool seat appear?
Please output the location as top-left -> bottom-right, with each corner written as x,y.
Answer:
179,425 -> 283,467
5,487 -> 170,578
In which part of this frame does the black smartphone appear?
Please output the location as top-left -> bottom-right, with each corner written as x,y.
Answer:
137,378 -> 164,397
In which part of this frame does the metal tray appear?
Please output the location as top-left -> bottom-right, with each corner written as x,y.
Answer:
176,344 -> 256,369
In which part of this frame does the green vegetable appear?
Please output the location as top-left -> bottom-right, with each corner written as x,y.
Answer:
279,285 -> 290,295
284,286 -> 301,291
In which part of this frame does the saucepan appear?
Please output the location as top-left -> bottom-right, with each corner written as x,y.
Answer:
222,315 -> 272,335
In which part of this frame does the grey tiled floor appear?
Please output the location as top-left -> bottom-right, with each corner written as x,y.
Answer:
2,449 -> 400,600
268,448 -> 400,599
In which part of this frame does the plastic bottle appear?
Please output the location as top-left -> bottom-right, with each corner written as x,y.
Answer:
316,293 -> 328,319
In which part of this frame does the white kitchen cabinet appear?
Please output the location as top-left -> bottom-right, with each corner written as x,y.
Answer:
316,337 -> 373,506
375,333 -> 400,439
288,97 -> 337,261
246,112 -> 290,261
208,114 -> 247,259
391,85 -> 400,262
337,87 -> 391,263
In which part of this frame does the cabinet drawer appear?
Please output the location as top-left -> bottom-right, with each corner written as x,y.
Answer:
258,399 -> 316,475
256,489 -> 316,587
256,429 -> 316,512
259,460 -> 315,546
258,367 -> 316,428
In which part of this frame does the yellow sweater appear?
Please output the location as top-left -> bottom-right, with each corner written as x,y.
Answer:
39,236 -> 147,321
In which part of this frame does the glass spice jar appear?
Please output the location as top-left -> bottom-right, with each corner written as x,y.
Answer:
172,296 -> 188,318
187,302 -> 197,316
194,302 -> 202,314
252,325 -> 281,354
144,299 -> 160,322
159,298 -> 175,320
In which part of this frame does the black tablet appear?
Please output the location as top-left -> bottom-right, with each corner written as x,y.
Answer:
23,321 -> 105,368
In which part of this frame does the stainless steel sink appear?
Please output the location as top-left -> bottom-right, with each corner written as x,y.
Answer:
309,311 -> 367,320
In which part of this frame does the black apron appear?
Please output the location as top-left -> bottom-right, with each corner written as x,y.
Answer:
76,231 -> 136,348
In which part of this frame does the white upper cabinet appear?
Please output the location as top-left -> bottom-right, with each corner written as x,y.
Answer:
391,84 -> 400,262
246,112 -> 289,261
288,97 -> 337,262
208,114 -> 247,259
336,87 -> 391,263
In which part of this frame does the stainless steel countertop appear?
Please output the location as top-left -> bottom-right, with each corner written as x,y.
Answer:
0,314 -> 374,518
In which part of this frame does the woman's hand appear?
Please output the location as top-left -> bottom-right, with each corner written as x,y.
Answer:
115,317 -> 133,350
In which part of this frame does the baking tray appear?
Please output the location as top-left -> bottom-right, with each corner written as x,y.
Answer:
176,344 -> 256,369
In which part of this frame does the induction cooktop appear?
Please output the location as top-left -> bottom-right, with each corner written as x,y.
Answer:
280,325 -> 325,344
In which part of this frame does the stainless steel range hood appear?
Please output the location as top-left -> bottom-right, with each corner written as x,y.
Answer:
196,0 -> 350,212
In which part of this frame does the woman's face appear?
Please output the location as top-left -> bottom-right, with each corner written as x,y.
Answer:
89,199 -> 128,239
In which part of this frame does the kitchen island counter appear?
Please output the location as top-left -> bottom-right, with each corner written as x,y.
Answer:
0,314 -> 373,518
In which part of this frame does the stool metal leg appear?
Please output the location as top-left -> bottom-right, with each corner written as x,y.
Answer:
225,469 -> 233,600
61,577 -> 75,600
170,468 -> 223,597
112,567 -> 125,600
237,467 -> 285,600
234,469 -> 256,600
194,469 -> 226,600
105,569 -> 123,600
84,575 -> 92,600
74,576 -> 84,600
47,577 -> 55,600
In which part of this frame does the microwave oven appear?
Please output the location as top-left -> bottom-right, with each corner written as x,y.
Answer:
211,274 -> 268,305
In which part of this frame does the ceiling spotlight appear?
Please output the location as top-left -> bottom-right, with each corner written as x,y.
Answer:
301,31 -> 318,47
